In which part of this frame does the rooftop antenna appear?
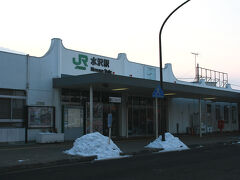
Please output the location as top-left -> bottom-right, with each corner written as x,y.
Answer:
191,52 -> 199,81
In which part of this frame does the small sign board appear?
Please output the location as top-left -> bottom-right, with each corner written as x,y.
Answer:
107,113 -> 112,128
109,97 -> 121,103
152,85 -> 164,98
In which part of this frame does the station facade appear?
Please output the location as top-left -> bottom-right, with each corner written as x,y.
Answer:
0,38 -> 240,142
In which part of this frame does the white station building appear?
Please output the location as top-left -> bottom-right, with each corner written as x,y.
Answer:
0,38 -> 240,143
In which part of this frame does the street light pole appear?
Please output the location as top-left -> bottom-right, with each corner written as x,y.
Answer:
159,0 -> 191,141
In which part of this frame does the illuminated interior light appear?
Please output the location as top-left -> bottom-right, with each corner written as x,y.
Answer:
164,93 -> 176,96
112,88 -> 128,91
203,97 -> 216,100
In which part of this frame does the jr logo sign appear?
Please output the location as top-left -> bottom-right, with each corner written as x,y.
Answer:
72,54 -> 88,70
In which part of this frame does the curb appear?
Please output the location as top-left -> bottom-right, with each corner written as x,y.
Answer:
120,148 -> 163,156
186,140 -> 240,149
1,140 -> 239,175
0,155 -> 97,175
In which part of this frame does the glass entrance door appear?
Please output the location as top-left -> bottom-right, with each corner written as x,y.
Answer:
64,105 -> 84,140
128,105 -> 148,136
128,96 -> 154,137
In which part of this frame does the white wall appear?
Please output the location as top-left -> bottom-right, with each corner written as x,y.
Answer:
61,46 -> 124,76
0,39 -> 63,142
167,98 -> 238,134
28,39 -> 61,106
0,38 -> 239,142
168,98 -> 195,134
60,41 -> 178,82
0,128 -> 25,142
26,39 -> 62,134
0,52 -> 27,142
0,52 -> 27,90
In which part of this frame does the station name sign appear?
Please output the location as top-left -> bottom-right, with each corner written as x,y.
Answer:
72,54 -> 112,74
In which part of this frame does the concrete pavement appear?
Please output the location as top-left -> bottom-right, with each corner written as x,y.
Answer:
0,132 -> 239,173
2,141 -> 240,180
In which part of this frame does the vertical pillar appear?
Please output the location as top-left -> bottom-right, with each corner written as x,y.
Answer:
25,54 -> 29,143
155,98 -> 158,139
199,99 -> 202,137
53,89 -> 62,133
90,85 -> 93,133
126,95 -> 129,138
126,107 -> 128,138
238,103 -> 240,132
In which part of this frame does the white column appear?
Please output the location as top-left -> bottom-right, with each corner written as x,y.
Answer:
155,98 -> 158,139
53,88 -> 62,133
90,85 -> 93,133
122,94 -> 128,138
126,106 -> 128,138
199,99 -> 202,137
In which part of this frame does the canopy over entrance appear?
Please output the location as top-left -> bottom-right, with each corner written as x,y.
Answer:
53,73 -> 240,103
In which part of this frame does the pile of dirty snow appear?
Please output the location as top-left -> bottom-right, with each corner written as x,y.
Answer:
65,132 -> 122,160
145,132 -> 189,152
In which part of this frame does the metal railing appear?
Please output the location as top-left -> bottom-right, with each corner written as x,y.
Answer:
195,64 -> 228,88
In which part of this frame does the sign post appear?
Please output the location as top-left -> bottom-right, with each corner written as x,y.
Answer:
155,98 -> 158,139
152,85 -> 164,139
199,99 -> 202,138
108,113 -> 112,144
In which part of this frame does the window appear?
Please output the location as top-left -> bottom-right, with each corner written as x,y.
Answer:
12,99 -> 26,119
0,89 -> 25,96
232,106 -> 237,123
224,105 -> 229,123
128,96 -> 154,136
61,89 -> 89,105
0,98 -> 11,119
0,98 -> 26,128
207,104 -> 211,114
132,97 -> 140,105
0,89 -> 12,96
0,89 -> 26,127
0,98 -> 26,120
216,105 -> 221,121
86,102 -> 103,133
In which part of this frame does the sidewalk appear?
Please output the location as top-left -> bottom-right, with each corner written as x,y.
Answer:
177,132 -> 240,147
0,132 -> 240,173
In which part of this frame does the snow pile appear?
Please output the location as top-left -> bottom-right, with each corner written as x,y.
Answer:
145,132 -> 189,152
65,132 -> 122,160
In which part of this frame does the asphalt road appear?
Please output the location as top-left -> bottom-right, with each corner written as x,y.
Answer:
1,143 -> 240,180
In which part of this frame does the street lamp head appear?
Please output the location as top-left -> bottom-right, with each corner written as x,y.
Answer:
191,52 -> 199,56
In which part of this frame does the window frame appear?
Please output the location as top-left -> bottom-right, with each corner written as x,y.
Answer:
232,106 -> 237,124
0,91 -> 27,128
215,104 -> 221,121
224,105 -> 229,124
207,104 -> 212,114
